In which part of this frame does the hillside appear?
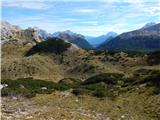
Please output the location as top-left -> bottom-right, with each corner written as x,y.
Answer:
2,22 -> 160,81
2,66 -> 160,120
1,22 -> 160,120
99,23 -> 160,52
53,30 -> 93,49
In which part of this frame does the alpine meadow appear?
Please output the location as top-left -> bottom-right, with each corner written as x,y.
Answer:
1,0 -> 160,120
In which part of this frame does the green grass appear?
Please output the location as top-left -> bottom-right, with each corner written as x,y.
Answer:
83,73 -> 124,85
92,50 -> 118,56
72,73 -> 124,98
1,78 -> 71,98
1,71 -> 160,98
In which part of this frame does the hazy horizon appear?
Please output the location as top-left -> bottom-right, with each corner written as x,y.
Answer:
2,0 -> 160,36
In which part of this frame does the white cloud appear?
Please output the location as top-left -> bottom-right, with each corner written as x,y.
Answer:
105,0 -> 159,4
75,8 -> 97,13
103,0 -> 144,5
2,1 -> 52,9
2,0 -> 159,36
80,21 -> 98,24
143,6 -> 160,15
62,18 -> 78,22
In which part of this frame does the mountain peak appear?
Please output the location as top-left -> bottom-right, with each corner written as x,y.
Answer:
2,21 -> 21,31
1,21 -> 21,41
142,22 -> 156,29
64,30 -> 74,34
86,32 -> 117,47
99,23 -> 160,51
105,32 -> 117,37
26,27 -> 52,40
53,31 -> 92,49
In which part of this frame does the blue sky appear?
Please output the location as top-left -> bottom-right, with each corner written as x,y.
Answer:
2,0 -> 160,36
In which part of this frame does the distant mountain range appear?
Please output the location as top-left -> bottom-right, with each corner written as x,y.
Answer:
1,21 -> 92,49
98,23 -> 160,52
1,21 -> 160,52
1,21 -> 160,81
85,32 -> 117,47
53,30 -> 93,49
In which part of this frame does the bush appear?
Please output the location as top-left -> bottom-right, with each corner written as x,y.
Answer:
83,73 -> 124,85
106,50 -> 117,56
124,71 -> 160,93
72,82 -> 107,97
144,73 -> 160,87
147,51 -> 160,65
1,88 -> 12,96
58,78 -> 82,88
93,50 -> 105,55
1,78 -> 55,97
1,78 -> 71,98
126,51 -> 145,57
91,83 -> 107,97
93,89 -> 106,97
134,69 -> 160,77
72,82 -> 119,98
72,88 -> 91,96
25,37 -> 71,56
1,78 -> 84,98
93,50 -> 119,56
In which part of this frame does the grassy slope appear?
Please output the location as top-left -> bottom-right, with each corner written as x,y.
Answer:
2,87 -> 159,120
2,42 -> 123,81
2,40 -> 154,82
1,39 -> 160,120
1,70 -> 160,120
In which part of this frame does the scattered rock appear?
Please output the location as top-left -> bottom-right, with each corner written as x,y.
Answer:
2,84 -> 8,88
0,84 -> 3,89
41,87 -> 47,90
26,116 -> 33,119
121,115 -> 125,119
20,84 -> 25,88
12,97 -> 18,100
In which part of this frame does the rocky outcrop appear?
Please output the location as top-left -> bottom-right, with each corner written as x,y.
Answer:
1,21 -> 43,45
1,21 -> 21,41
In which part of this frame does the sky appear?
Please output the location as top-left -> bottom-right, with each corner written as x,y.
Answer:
1,0 -> 160,36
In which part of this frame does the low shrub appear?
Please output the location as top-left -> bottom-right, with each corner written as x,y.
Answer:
144,73 -> 160,87
1,77 -> 83,98
106,50 -> 117,56
83,73 -> 124,85
124,71 -> 160,94
72,82 -> 119,98
126,51 -> 145,57
1,78 -> 56,97
72,88 -> 91,96
25,37 -> 71,56
93,50 -> 105,55
58,78 -> 82,88
134,69 -> 160,77
147,51 -> 160,65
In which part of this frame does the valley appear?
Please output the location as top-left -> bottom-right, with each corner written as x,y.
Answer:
1,21 -> 160,120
